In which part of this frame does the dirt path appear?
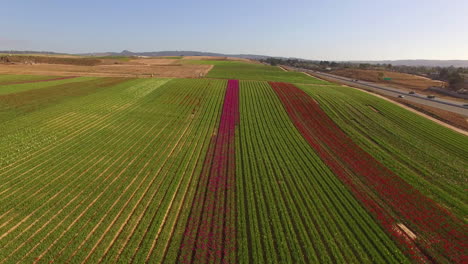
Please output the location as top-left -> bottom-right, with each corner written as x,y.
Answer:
302,71 -> 330,82
203,65 -> 214,76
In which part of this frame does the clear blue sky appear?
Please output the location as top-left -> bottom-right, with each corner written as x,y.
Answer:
2,0 -> 467,60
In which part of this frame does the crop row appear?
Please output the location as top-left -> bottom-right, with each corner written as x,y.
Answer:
202,61 -> 329,84
0,76 -> 97,96
0,78 -> 226,263
0,76 -> 77,86
270,81 -> 467,263
0,74 -> 59,85
235,81 -> 408,263
298,84 -> 467,219
179,79 -> 239,264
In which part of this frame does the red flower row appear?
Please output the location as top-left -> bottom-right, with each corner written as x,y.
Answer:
270,81 -> 467,263
179,80 -> 239,264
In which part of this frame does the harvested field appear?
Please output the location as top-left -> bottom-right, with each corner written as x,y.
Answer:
0,55 -> 101,66
331,69 -> 446,91
0,63 -> 213,78
130,58 -> 181,66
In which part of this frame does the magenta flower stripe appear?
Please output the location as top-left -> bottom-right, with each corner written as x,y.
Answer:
178,80 -> 239,264
269,81 -> 467,264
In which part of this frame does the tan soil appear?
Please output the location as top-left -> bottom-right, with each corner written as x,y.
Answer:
1,55 -> 101,66
129,58 -> 180,65
396,223 -> 417,240
331,69 -> 468,102
368,105 -> 380,113
0,63 -> 212,78
181,56 -> 256,63
331,69 -> 446,91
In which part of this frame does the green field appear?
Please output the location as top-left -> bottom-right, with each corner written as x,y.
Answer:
237,81 -> 408,263
0,78 -> 226,263
0,76 -> 98,95
299,84 -> 468,220
0,74 -> 59,85
0,68 -> 466,263
186,60 -> 329,83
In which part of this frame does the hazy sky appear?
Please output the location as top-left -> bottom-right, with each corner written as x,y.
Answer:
2,0 -> 468,60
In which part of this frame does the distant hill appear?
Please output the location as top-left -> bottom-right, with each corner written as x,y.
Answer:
79,50 -> 272,60
0,50 -> 67,55
353,60 -> 468,68
2,50 -> 468,67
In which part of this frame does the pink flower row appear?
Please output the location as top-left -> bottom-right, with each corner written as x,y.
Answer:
270,81 -> 467,264
179,80 -> 239,264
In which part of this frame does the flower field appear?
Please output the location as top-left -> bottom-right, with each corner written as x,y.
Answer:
270,82 -> 467,263
179,80 -> 239,264
0,73 -> 466,263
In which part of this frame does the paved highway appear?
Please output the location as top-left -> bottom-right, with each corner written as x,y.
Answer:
289,67 -> 468,116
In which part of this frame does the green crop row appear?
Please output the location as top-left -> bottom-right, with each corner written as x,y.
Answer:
298,84 -> 468,221
0,76 -> 98,95
0,74 -> 58,85
183,60 -> 329,84
0,78 -> 225,263
236,81 -> 409,263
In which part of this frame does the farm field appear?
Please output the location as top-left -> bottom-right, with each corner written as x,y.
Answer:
185,60 -> 329,84
0,69 -> 467,264
271,82 -> 467,263
0,74 -> 60,85
0,76 -> 98,95
330,69 -> 447,91
237,81 -> 408,263
298,84 -> 468,219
